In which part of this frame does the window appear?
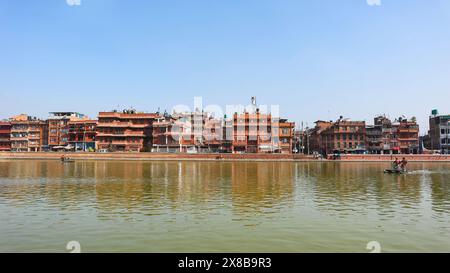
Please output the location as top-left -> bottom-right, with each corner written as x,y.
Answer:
442,129 -> 446,135
443,139 -> 447,144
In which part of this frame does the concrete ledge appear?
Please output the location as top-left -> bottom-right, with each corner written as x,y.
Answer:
0,152 -> 314,162
0,152 -> 449,162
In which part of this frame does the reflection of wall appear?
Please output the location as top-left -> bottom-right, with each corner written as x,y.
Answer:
230,162 -> 295,215
1,161 -> 449,221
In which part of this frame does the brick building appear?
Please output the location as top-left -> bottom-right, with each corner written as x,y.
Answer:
152,111 -> 224,153
0,121 -> 11,151
48,112 -> 86,150
395,117 -> 420,154
96,109 -> 158,152
68,120 -> 97,151
309,117 -> 366,155
226,111 -> 295,154
9,114 -> 48,152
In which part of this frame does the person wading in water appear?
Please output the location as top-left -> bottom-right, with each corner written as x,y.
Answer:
400,157 -> 408,171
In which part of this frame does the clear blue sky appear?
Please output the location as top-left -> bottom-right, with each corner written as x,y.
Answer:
1,0 -> 450,132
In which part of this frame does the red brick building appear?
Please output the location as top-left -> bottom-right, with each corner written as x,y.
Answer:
48,112 -> 86,150
152,111 -> 224,153
395,118 -> 420,154
313,117 -> 366,155
227,111 -> 295,154
0,121 -> 11,151
9,114 -> 48,152
68,120 -> 97,151
96,110 -> 158,152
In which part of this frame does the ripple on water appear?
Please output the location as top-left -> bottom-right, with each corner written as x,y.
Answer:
1,160 -> 450,252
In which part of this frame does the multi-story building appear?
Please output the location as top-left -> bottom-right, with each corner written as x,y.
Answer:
0,121 -> 11,151
152,111 -> 224,153
394,117 -> 420,154
68,119 -> 97,151
366,115 -> 419,154
366,124 -> 382,154
366,116 -> 396,154
227,111 -> 295,154
428,109 -> 450,154
9,114 -> 48,152
48,112 -> 86,150
317,117 -> 366,155
96,109 -> 158,152
307,120 -> 333,155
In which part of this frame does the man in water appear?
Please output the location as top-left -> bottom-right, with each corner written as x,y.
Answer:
400,157 -> 408,171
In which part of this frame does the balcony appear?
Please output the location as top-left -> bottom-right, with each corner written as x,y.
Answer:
10,128 -> 28,133
96,133 -> 145,137
10,136 -> 28,141
233,140 -> 247,146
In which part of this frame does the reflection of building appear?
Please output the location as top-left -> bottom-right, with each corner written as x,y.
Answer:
230,162 -> 295,214
9,114 -> 48,152
0,121 -> 11,151
428,109 -> 450,154
68,120 -> 97,151
48,112 -> 86,150
96,109 -> 158,152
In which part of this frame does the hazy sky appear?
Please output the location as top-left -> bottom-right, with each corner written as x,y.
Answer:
1,0 -> 450,133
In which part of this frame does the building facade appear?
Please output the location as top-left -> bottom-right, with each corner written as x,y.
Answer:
9,114 -> 48,152
48,112 -> 86,150
0,121 -> 11,151
96,109 -> 158,152
307,121 -> 333,155
367,116 -> 397,154
395,118 -> 420,154
68,120 -> 97,151
227,111 -> 295,154
428,110 -> 450,154
316,117 -> 366,155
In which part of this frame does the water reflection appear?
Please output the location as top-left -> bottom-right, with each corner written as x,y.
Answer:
0,161 -> 449,214
1,160 -> 449,252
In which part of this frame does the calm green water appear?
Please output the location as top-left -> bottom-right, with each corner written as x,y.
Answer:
0,160 -> 449,253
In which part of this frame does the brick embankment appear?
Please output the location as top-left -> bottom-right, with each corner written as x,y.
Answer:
0,152 -> 449,162
0,152 -> 315,162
